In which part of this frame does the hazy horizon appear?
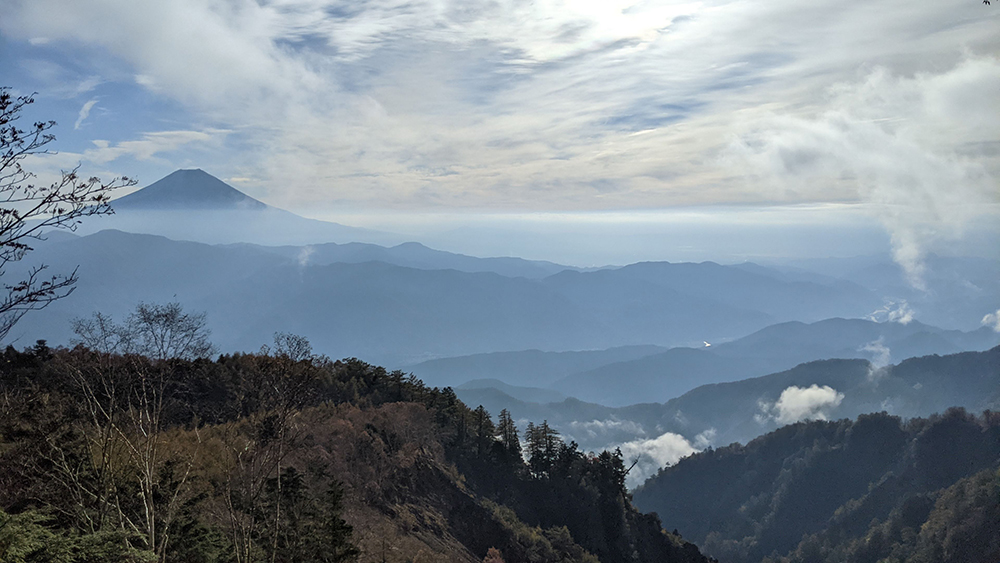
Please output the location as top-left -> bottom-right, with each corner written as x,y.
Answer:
2,0 -> 997,277
69,169 -> 1000,268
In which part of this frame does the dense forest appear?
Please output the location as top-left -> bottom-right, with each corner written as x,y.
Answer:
0,339 -> 709,563
633,408 -> 1000,563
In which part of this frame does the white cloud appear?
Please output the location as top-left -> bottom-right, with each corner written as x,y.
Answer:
673,410 -> 689,426
297,245 -> 315,267
764,385 -> 844,425
860,338 -> 892,382
74,76 -> 102,96
83,129 -> 230,165
618,431 -> 697,488
1,0 -> 997,217
982,309 -> 1000,332
732,59 -> 1000,289
74,98 -> 98,130
566,418 -> 647,442
868,300 -> 915,325
693,427 -> 716,449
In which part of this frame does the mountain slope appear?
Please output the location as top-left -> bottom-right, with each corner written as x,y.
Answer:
632,409 -> 1000,563
0,347 -> 712,563
406,346 -> 667,388
81,169 -> 398,246
457,379 -> 568,404
9,230 -> 907,367
454,347 -> 1000,470
601,346 -> 1000,449
544,261 -> 879,329
550,318 -> 1000,406
238,240 -> 577,280
112,169 -> 268,210
781,254 -> 1000,331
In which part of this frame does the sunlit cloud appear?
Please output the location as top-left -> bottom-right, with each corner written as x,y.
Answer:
731,59 -> 1000,288
1,0 -> 996,226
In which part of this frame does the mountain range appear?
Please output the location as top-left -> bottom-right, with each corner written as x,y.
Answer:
454,346 -> 1000,485
418,317 -> 999,405
10,228 -> 910,369
3,168 -> 998,563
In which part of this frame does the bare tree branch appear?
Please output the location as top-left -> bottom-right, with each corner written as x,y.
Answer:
0,87 -> 135,341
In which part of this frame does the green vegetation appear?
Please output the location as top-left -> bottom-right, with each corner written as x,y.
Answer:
634,409 -> 1000,563
0,338 -> 708,563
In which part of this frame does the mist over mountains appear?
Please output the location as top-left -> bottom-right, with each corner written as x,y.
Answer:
456,346 -> 1000,486
13,169 -> 998,391
415,317 -> 999,406
8,228 -> 889,368
4,170 -> 999,562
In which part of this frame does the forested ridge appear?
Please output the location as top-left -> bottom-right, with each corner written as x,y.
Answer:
0,341 -> 708,563
633,408 -> 1000,563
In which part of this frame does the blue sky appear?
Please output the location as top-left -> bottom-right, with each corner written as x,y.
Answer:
1,0 -> 998,268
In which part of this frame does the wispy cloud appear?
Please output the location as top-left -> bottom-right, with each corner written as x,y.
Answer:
74,98 -> 98,129
731,59 -> 1000,288
83,129 -> 230,165
860,339 -> 892,382
2,0 -> 997,221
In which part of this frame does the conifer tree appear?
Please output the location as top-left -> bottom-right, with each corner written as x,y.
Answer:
496,409 -> 522,462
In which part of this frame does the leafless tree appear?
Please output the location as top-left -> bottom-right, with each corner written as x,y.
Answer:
73,301 -> 215,360
0,87 -> 134,341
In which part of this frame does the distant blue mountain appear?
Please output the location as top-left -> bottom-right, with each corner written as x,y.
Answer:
457,346 -> 1000,457
238,240 -> 577,280
113,169 -> 268,210
549,317 -> 1000,406
11,229 -> 898,368
81,169 -> 398,246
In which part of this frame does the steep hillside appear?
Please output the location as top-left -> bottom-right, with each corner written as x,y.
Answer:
633,409 -> 1000,563
0,344 -> 710,563
648,346 -> 1000,446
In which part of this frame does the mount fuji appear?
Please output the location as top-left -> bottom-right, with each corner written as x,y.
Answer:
76,169 -> 401,246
